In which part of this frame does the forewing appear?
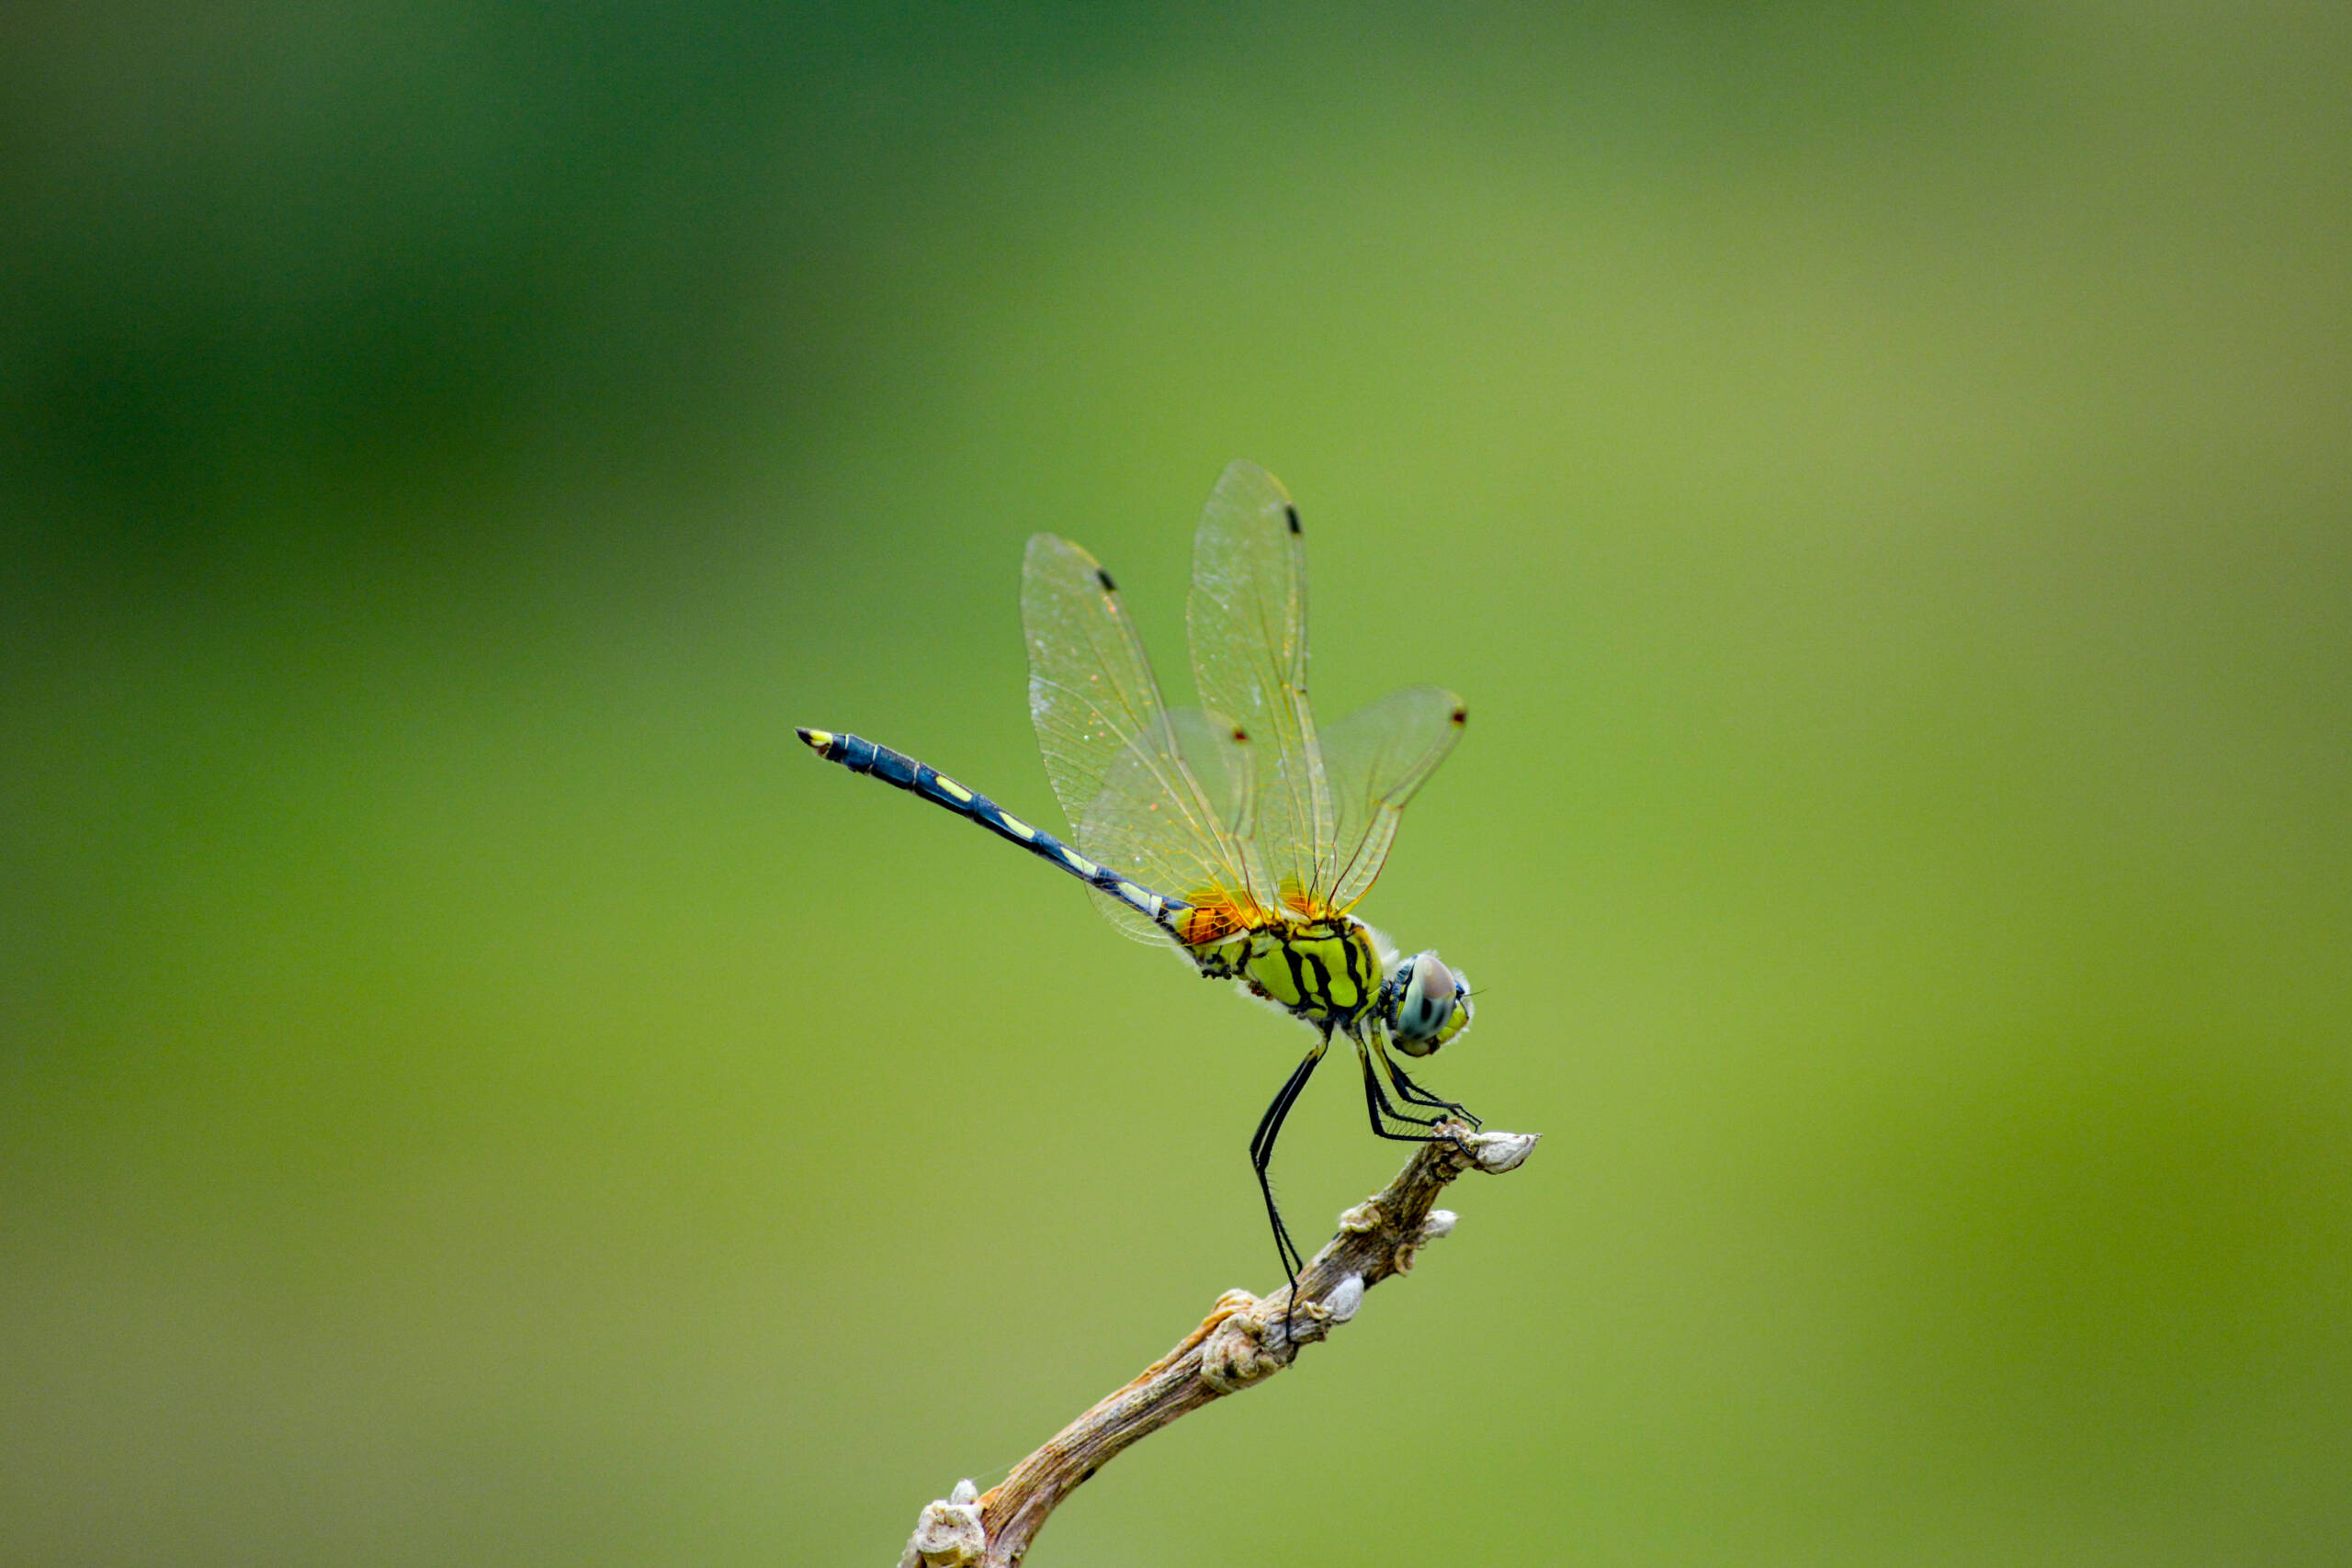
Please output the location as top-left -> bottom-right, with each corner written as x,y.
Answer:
1185,460 -> 1336,911
1320,686 -> 1468,914
1023,533 -> 1261,939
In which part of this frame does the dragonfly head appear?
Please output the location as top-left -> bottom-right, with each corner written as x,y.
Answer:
1382,950 -> 1473,1057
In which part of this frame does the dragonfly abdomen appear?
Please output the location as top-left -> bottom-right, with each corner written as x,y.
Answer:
797,728 -> 1188,934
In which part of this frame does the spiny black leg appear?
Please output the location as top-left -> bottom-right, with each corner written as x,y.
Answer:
1352,1034 -> 1447,1141
1379,1060 -> 1464,1119
1375,1035 -> 1482,1127
1250,1035 -> 1329,1307
1361,1034 -> 1480,1167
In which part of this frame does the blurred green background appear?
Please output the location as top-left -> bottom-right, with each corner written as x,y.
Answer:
5,3 -> 2348,1563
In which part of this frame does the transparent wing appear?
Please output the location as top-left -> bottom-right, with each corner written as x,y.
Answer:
1023,533 -> 1266,941
1166,707 -> 1252,840
1185,460 -> 1337,912
1319,686 -> 1468,914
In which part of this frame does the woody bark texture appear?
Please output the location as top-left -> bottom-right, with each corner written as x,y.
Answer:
895,1120 -> 1538,1568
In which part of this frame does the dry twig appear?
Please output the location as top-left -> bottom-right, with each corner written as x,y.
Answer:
896,1120 -> 1537,1567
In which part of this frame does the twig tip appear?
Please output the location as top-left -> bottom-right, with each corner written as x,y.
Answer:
1468,1128 -> 1539,1173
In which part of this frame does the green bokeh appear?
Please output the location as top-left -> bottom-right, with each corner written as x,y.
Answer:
5,5 -> 2347,1563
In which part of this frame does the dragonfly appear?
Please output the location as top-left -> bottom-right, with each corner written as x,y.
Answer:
798,459 -> 1477,1303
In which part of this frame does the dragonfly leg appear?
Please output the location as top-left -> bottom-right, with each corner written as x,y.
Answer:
1250,1032 -> 1330,1325
1359,1033 -> 1481,1172
1373,1032 -> 1482,1128
1352,1032 -> 1450,1141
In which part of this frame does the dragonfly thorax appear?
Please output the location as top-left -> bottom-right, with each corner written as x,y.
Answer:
1196,916 -> 1386,1028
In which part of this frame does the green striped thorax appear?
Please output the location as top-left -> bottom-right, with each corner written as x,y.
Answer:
1228,920 -> 1384,1023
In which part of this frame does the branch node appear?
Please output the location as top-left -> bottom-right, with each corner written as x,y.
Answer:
1201,1292 -> 1301,1391
898,1480 -> 985,1568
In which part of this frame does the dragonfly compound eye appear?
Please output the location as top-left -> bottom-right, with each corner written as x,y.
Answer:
1388,950 -> 1471,1056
